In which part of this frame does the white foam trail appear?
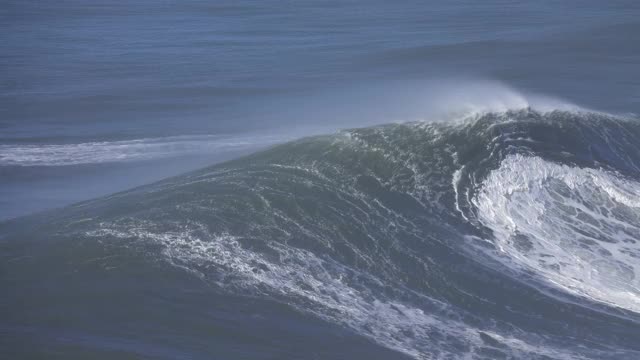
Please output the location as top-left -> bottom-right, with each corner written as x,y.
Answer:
474,154 -> 640,312
0,134 -> 285,166
87,221 -> 589,360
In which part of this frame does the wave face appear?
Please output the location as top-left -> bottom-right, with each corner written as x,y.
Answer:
3,109 -> 640,359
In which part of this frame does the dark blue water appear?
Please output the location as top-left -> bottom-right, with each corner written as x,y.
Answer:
3,1 -> 640,359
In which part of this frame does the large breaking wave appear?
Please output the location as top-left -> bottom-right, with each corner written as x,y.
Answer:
3,103 -> 640,359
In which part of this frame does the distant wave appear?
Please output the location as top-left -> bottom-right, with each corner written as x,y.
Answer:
0,134 -> 285,166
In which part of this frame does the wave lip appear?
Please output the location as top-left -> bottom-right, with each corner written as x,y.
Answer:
0,134 -> 285,167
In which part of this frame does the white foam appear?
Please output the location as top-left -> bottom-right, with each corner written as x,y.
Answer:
0,134 -> 285,166
474,154 -> 640,312
87,220 -> 588,359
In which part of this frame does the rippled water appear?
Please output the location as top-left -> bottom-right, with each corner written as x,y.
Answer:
2,1 -> 640,359
2,0 -> 640,219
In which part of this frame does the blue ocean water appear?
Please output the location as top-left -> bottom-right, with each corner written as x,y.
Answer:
3,1 -> 640,359
2,0 -> 639,219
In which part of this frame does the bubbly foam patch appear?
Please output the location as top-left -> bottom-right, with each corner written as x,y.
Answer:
87,221 -> 583,360
474,155 -> 640,312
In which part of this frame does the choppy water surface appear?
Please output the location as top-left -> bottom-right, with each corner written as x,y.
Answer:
2,1 -> 640,359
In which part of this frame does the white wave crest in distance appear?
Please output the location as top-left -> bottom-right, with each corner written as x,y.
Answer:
0,134 -> 284,166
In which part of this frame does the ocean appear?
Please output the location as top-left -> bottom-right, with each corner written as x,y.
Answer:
2,1 -> 640,359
